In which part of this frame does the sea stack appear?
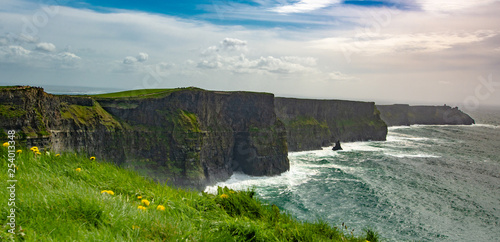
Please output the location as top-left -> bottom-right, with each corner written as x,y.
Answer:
332,140 -> 342,151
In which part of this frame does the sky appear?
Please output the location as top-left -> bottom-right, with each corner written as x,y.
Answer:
0,0 -> 499,107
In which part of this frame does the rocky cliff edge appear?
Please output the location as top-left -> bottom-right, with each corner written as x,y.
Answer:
0,86 -> 289,189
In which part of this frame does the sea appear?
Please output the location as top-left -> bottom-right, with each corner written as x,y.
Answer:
206,107 -> 500,241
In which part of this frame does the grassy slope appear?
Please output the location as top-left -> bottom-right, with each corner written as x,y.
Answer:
0,146 -> 378,242
90,87 -> 203,99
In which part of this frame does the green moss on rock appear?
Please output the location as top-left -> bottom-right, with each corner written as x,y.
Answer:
60,101 -> 122,130
0,104 -> 26,118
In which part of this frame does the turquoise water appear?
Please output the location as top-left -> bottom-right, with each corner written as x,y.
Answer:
206,122 -> 500,241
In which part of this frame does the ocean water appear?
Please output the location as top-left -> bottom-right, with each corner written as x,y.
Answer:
206,108 -> 500,241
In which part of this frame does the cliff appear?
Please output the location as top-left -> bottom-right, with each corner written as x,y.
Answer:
377,104 -> 475,126
274,97 -> 387,151
0,86 -> 289,189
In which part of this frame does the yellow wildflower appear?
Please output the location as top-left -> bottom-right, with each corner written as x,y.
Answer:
101,190 -> 115,195
75,168 -> 82,172
220,194 -> 229,199
137,205 -> 146,211
229,191 -> 235,194
137,196 -> 142,199
90,156 -> 96,160
156,205 -> 166,211
16,150 -> 22,153
30,146 -> 39,151
55,154 -> 60,157
141,199 -> 150,206
35,151 -> 41,155
2,142 -> 9,147
132,225 -> 140,230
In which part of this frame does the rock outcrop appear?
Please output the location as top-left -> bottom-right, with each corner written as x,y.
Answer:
274,98 -> 387,151
0,86 -> 289,189
377,104 -> 475,126
332,140 -> 342,151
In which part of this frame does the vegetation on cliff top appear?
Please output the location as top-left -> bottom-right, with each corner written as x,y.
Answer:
0,145 -> 378,241
91,87 -> 203,99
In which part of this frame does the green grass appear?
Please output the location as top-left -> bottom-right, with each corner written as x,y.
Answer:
0,105 -> 26,119
0,145 -> 379,241
91,87 -> 203,99
0,86 -> 18,89
60,102 -> 122,130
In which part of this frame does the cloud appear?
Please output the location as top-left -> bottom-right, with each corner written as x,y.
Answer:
137,52 -> 149,62
58,52 -> 81,60
309,30 -> 498,55
197,38 -> 318,74
123,56 -> 137,64
5,45 -> 31,56
417,0 -> 499,13
220,38 -> 247,51
16,34 -> 38,43
271,0 -> 341,13
35,42 -> 56,52
201,38 -> 248,56
123,53 -> 149,64
328,71 -> 357,81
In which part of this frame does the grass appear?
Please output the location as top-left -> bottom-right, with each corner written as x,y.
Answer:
60,102 -> 122,130
91,87 -> 202,99
0,105 -> 26,119
0,145 -> 379,241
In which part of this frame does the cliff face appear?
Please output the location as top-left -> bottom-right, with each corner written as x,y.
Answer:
0,86 -> 289,189
377,104 -> 475,126
274,98 -> 387,151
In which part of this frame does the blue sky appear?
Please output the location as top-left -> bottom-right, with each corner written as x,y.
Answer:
1,0 -> 499,107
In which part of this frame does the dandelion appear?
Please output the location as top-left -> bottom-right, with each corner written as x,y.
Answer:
16,150 -> 22,153
30,146 -> 39,152
137,205 -> 146,211
141,199 -> 150,206
137,196 -> 142,199
35,151 -> 41,155
101,190 -> 115,195
156,205 -> 166,211
75,168 -> 81,172
90,156 -> 96,160
2,142 -> 9,147
220,194 -> 229,199
132,225 -> 140,230
55,154 -> 60,157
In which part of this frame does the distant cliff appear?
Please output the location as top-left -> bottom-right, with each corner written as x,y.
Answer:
377,104 -> 475,126
275,98 -> 387,151
0,86 -> 289,189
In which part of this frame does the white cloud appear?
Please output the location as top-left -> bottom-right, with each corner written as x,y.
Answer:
417,0 -> 500,13
328,71 -> 357,81
137,52 -> 149,62
309,30 -> 498,55
58,52 -> 81,60
16,34 -> 38,43
7,45 -> 31,56
35,42 -> 56,52
271,0 -> 341,13
197,38 -> 318,74
123,53 -> 149,64
220,38 -> 247,51
201,38 -> 248,56
123,56 -> 137,64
